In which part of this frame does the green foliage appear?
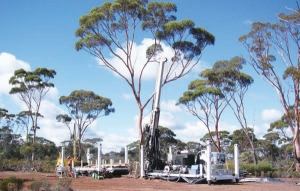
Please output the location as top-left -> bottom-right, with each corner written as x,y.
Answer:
241,161 -> 273,177
158,126 -> 178,159
59,89 -> 114,160
0,176 -> 24,191
256,161 -> 273,173
177,57 -> 251,152
240,151 -> 254,164
27,179 -> 51,191
0,159 -> 20,171
83,138 -> 103,145
240,163 -> 256,175
0,159 -> 57,172
8,68 -> 56,146
127,140 -> 140,162
239,4 -> 300,162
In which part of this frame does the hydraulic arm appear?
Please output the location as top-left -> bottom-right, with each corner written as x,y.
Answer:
143,57 -> 167,172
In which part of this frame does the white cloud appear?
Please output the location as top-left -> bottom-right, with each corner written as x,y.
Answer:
239,109 -> 283,139
161,100 -> 182,113
190,60 -> 210,76
98,38 -> 160,80
45,87 -> 59,101
252,124 -> 266,139
261,109 -> 282,123
174,121 -> 206,143
100,133 -> 136,153
140,109 -> 182,130
98,38 -> 201,81
37,99 -> 69,144
218,121 -> 240,135
0,52 -> 31,95
174,120 -> 240,144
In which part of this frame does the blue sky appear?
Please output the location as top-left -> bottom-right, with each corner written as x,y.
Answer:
0,0 -> 295,153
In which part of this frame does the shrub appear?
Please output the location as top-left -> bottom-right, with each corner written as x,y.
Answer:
27,179 -> 51,191
256,161 -> 273,174
0,176 -> 24,191
240,163 -> 256,175
240,161 -> 273,177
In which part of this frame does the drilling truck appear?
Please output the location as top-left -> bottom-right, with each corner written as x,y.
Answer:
141,57 -> 240,185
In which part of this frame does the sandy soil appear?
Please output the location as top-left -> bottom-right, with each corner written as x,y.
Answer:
1,171 -> 300,191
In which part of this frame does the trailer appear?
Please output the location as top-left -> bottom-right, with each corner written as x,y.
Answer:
56,143 -> 130,178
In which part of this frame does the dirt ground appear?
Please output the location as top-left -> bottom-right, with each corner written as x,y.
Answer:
1,171 -> 300,191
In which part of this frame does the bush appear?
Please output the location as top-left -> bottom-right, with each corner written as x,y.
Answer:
240,161 -> 273,177
0,176 -> 24,191
0,159 -> 19,171
256,161 -> 273,174
240,163 -> 256,175
27,179 -> 51,191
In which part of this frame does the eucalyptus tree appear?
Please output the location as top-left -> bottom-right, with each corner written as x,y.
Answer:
200,131 -> 230,152
176,58 -> 243,152
83,138 -> 103,145
127,140 -> 140,161
59,90 -> 114,160
158,126 -> 177,159
263,132 -> 280,162
175,139 -> 187,152
56,114 -> 76,157
75,0 -> 214,143
229,128 -> 256,153
0,126 -> 22,159
238,6 -> 300,171
0,109 -> 23,159
0,108 -> 8,121
16,111 -> 32,141
269,109 -> 294,145
186,141 -> 202,155
218,56 -> 257,164
9,68 -> 56,146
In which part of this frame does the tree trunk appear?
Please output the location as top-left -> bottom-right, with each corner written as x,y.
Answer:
78,138 -> 82,161
31,128 -> 36,161
77,127 -> 82,161
296,162 -> 300,173
138,109 -> 143,145
251,144 -> 257,165
295,139 -> 300,172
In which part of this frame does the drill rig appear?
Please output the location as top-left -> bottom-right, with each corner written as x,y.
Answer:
141,57 -> 240,184
142,57 -> 167,173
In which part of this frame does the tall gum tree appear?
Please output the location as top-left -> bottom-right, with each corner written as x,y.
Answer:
9,68 -> 56,160
176,57 -> 249,152
59,90 -> 114,160
219,57 -> 257,164
239,6 -> 300,172
75,0 -> 215,143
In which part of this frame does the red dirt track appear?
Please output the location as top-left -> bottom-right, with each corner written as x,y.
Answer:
0,171 -> 300,191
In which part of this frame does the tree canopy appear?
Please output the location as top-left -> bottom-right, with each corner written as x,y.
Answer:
177,57 -> 251,152
8,67 -> 56,160
58,90 -> 114,159
239,5 -> 300,171
75,0 -> 215,142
